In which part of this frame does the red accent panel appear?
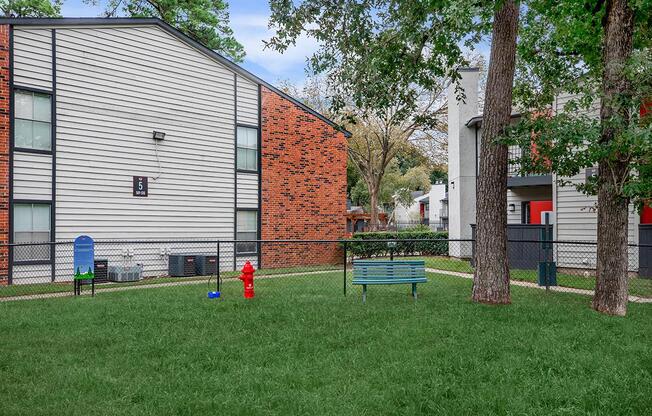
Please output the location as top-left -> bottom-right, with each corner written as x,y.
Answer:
641,204 -> 652,224
529,200 -> 553,225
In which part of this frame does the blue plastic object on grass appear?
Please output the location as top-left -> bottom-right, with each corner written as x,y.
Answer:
208,291 -> 221,299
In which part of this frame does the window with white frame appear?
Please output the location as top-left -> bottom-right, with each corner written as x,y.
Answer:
236,126 -> 258,171
236,210 -> 258,254
14,90 -> 52,151
14,203 -> 51,262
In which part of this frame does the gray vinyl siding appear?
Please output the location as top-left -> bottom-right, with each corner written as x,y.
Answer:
11,263 -> 51,285
236,257 -> 258,270
552,89 -> 640,269
507,188 -> 553,224
13,152 -> 52,200
236,75 -> 259,126
554,170 -> 639,270
553,91 -> 599,118
236,172 -> 259,208
8,23 -> 299,282
53,25 -> 237,241
13,28 -> 52,91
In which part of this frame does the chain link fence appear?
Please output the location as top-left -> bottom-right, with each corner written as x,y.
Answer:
0,239 -> 650,302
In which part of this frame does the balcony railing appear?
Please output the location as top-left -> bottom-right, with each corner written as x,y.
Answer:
507,145 -> 552,187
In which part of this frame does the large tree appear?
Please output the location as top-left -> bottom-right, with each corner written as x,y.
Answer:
268,1 -> 522,304
511,0 -> 652,315
346,90 -> 447,229
266,0 -> 481,228
472,0 -> 520,304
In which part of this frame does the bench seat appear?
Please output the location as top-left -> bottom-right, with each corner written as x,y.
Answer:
352,260 -> 427,302
351,278 -> 428,285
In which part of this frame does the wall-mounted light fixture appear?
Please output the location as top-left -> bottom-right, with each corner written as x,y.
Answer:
508,203 -> 516,212
152,130 -> 166,141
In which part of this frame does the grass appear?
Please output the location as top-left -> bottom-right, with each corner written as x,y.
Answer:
0,264 -> 341,298
410,256 -> 652,298
1,272 -> 651,415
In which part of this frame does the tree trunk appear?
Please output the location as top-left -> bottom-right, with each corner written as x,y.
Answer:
472,0 -> 519,304
593,0 -> 634,316
368,184 -> 380,231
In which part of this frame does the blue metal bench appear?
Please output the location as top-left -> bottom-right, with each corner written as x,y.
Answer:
352,260 -> 427,303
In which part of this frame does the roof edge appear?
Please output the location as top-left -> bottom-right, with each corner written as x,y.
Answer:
0,17 -> 351,138
465,113 -> 521,128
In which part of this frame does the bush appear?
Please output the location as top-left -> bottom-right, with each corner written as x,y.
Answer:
346,230 -> 448,258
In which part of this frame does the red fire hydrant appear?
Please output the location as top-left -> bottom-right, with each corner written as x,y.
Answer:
239,261 -> 255,298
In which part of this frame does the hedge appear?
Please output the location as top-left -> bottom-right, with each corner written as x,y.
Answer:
346,231 -> 449,258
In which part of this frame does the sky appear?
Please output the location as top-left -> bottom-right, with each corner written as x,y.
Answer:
61,1 -> 490,89
61,0 -> 315,86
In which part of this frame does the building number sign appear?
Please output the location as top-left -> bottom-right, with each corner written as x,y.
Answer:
133,176 -> 148,197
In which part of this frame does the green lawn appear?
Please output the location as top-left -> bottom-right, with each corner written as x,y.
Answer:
0,264 -> 341,298
1,272 -> 651,415
413,256 -> 652,298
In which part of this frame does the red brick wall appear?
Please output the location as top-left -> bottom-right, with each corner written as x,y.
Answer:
260,86 -> 347,268
0,25 -> 9,284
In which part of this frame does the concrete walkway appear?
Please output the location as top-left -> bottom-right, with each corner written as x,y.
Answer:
426,268 -> 652,304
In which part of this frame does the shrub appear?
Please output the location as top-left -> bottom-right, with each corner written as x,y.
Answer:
346,230 -> 448,258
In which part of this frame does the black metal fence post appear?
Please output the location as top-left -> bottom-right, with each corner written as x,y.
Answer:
343,241 -> 347,297
217,241 -> 221,293
545,214 -> 551,291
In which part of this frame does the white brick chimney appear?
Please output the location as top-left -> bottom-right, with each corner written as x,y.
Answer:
448,68 -> 479,258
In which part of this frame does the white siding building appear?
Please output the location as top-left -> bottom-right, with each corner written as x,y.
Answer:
0,18 -> 350,284
447,68 -> 647,273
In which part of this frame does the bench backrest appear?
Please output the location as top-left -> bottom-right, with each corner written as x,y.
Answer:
352,260 -> 426,280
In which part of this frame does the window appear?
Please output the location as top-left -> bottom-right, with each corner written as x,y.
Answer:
237,126 -> 258,171
14,203 -> 51,262
15,90 -> 52,151
236,210 -> 258,254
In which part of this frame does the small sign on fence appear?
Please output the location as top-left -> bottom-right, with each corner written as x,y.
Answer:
73,235 -> 95,296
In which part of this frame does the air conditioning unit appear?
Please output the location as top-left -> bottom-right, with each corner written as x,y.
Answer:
169,255 -> 197,277
94,259 -> 109,283
195,255 -> 218,275
108,264 -> 143,282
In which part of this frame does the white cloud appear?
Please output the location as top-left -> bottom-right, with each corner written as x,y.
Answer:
231,13 -> 318,81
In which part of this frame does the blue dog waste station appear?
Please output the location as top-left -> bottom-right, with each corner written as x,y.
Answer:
208,291 -> 221,299
73,235 -> 95,296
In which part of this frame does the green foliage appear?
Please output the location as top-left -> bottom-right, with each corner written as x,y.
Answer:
430,167 -> 448,184
395,144 -> 430,174
0,0 -> 62,17
89,0 -> 245,62
346,160 -> 361,198
403,224 -> 432,232
267,0 -> 491,122
349,179 -> 370,207
349,162 -> 431,211
511,3 -> 652,210
348,230 -> 448,258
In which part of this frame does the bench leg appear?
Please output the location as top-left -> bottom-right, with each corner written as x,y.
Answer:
412,283 -> 417,301
362,284 -> 367,303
